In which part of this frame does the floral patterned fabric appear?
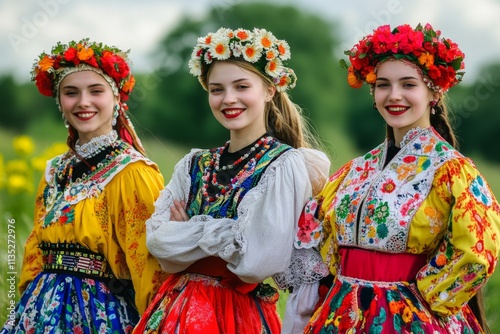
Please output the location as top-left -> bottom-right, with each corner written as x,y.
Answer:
2,273 -> 139,333
1,142 -> 168,333
296,127 -> 500,333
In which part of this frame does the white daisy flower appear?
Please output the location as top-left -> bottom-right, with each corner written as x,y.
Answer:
188,58 -> 202,76
242,42 -> 263,63
253,29 -> 277,49
265,58 -> 283,77
209,36 -> 231,60
276,40 -> 291,61
197,33 -> 213,47
234,28 -> 253,42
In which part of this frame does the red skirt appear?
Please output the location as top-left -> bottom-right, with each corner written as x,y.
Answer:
306,248 -> 483,334
133,258 -> 281,334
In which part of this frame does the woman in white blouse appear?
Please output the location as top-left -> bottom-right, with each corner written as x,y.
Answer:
133,27 -> 330,334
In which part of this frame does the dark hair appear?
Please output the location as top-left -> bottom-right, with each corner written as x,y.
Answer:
469,289 -> 490,333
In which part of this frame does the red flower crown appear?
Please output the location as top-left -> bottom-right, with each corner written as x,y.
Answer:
341,23 -> 465,92
31,38 -> 135,101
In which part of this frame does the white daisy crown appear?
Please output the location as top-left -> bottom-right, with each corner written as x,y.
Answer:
189,27 -> 297,92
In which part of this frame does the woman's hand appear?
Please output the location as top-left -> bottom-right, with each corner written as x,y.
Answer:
170,200 -> 189,221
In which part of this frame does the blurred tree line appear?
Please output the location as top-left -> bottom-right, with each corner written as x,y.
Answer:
1,2 -> 499,163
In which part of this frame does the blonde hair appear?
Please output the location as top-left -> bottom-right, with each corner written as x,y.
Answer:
202,59 -> 320,149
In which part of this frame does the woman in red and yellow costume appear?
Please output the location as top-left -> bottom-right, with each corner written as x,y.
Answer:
297,23 -> 500,333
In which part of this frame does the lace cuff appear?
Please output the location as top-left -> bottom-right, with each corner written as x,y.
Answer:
273,247 -> 329,290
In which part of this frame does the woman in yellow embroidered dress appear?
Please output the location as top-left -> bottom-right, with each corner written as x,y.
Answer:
133,28 -> 330,334
296,23 -> 500,333
1,39 -> 167,333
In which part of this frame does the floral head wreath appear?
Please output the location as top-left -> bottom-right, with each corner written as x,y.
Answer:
189,27 -> 297,92
340,23 -> 465,93
31,38 -> 136,101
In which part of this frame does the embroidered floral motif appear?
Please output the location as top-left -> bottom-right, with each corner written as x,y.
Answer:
335,127 -> 461,252
42,142 -> 146,227
296,199 -> 321,247
381,179 -> 396,193
470,175 -> 492,206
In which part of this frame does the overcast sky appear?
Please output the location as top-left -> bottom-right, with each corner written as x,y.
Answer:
1,0 -> 499,84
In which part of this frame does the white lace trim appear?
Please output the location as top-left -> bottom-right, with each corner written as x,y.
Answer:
273,247 -> 329,290
74,130 -> 118,159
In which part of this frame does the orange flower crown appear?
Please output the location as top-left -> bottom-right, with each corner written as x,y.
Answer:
31,38 -> 135,101
340,23 -> 465,93
189,27 -> 297,92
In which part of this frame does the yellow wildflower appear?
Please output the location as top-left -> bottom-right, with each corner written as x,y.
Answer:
6,159 -> 30,175
7,174 -> 33,194
13,135 -> 35,156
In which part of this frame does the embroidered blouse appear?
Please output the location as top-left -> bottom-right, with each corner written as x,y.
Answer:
296,127 -> 500,316
19,141 -> 168,314
146,139 -> 329,284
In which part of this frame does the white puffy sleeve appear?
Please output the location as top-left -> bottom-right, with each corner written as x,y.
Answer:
297,147 -> 330,196
146,148 -> 312,283
278,148 -> 331,334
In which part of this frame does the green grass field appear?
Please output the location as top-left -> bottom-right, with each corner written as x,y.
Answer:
1,123 -> 500,330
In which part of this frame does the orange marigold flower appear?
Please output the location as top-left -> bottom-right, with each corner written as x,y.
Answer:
418,52 -> 434,69
347,71 -> 363,88
38,56 -> 55,71
365,71 -> 377,84
77,45 -> 94,61
122,76 -> 135,93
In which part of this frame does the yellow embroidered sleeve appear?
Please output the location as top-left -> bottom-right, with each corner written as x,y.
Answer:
108,161 -> 168,314
416,158 -> 500,316
19,178 -> 46,293
318,162 -> 352,275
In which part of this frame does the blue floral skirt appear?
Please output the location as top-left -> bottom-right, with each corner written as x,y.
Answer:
0,272 -> 139,333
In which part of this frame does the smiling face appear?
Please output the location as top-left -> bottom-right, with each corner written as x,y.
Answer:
207,61 -> 275,146
373,59 -> 439,146
59,70 -> 118,144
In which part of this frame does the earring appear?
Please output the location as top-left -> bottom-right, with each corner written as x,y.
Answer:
372,102 -> 377,110
62,113 -> 69,129
430,100 -> 437,115
112,104 -> 120,127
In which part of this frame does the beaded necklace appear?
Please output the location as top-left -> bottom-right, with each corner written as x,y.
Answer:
202,136 -> 273,202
